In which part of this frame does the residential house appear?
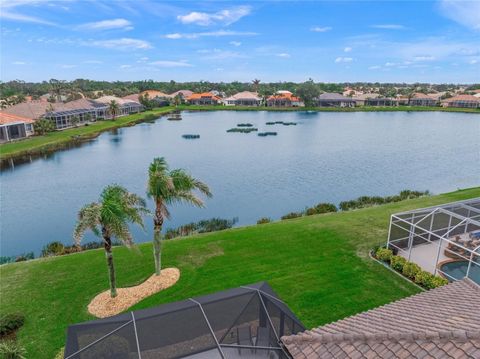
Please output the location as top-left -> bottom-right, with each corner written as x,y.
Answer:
0,112 -> 35,143
94,96 -> 143,118
441,95 -> 480,108
266,91 -> 304,107
223,91 -> 262,106
283,279 -> 480,359
45,99 -> 108,129
409,93 -> 437,106
186,92 -> 221,105
365,97 -> 399,106
139,90 -> 170,99
396,95 -> 410,105
351,93 -> 379,106
316,93 -> 356,107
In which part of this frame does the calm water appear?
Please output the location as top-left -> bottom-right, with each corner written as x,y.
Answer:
1,111 -> 479,256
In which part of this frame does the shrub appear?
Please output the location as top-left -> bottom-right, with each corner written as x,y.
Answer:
375,248 -> 393,262
281,212 -> 303,220
41,241 -> 65,257
314,203 -> 338,214
390,255 -> 407,272
414,270 -> 433,288
402,261 -> 421,279
257,217 -> 271,224
14,253 -> 34,262
430,276 -> 449,288
33,118 -> 55,135
305,207 -> 318,216
0,341 -> 26,359
0,313 -> 25,337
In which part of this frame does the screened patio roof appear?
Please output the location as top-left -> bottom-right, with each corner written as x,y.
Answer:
64,282 -> 304,359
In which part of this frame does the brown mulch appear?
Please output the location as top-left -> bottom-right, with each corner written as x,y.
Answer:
88,267 -> 180,318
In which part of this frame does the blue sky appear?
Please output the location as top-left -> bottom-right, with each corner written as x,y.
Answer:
1,0 -> 479,83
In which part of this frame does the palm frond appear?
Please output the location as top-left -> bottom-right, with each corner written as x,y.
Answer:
73,203 -> 101,245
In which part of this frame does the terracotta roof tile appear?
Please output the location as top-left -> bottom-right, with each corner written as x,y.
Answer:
282,279 -> 480,358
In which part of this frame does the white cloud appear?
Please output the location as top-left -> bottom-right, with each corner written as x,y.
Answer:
60,64 -> 76,69
149,60 -> 193,67
177,6 -> 251,26
119,65 -> 131,69
413,56 -> 435,61
344,47 -> 352,53
470,59 -> 478,65
77,18 -> 133,31
12,61 -> 26,65
0,10 -> 55,25
368,65 -> 381,70
90,38 -> 152,50
276,53 -> 291,58
310,26 -> 332,32
335,57 -> 353,63
371,24 -> 405,30
439,0 -> 480,30
230,41 -> 241,47
199,49 -> 246,60
164,30 -> 257,39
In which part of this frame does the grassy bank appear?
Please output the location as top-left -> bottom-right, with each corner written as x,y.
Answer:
179,104 -> 480,113
0,107 -> 175,160
1,187 -> 479,358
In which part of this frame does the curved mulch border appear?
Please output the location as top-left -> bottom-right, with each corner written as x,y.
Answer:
88,267 -> 180,318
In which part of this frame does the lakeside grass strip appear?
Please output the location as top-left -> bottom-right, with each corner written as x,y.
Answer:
1,187 -> 479,359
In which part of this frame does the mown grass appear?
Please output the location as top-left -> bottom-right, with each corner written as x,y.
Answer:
1,187 -> 479,358
0,107 -> 174,160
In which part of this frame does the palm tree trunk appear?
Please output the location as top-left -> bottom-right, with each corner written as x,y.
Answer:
153,202 -> 164,275
102,227 -> 117,297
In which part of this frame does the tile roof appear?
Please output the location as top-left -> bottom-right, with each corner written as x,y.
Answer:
122,94 -> 141,102
186,92 -> 221,101
442,95 -> 480,103
95,95 -> 140,106
140,90 -> 170,98
2,100 -> 52,120
0,112 -> 35,125
224,91 -> 261,101
412,93 -> 434,100
170,90 -> 193,98
318,93 -> 355,101
267,92 -> 301,102
282,279 -> 480,359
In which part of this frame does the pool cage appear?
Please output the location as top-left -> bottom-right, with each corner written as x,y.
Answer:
64,282 -> 304,359
387,198 -> 480,284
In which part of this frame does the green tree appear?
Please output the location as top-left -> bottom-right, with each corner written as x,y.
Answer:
146,157 -> 212,275
70,115 -> 80,128
33,118 -> 56,135
297,78 -> 320,107
108,100 -> 120,120
73,185 -> 148,297
252,79 -> 261,93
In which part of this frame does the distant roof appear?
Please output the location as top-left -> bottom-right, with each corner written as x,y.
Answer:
0,112 -> 34,125
318,93 -> 355,101
352,93 -> 379,100
412,93 -> 435,100
224,91 -> 261,101
170,90 -> 193,98
187,92 -> 221,100
95,95 -> 140,106
267,92 -> 301,102
140,90 -> 170,98
276,90 -> 293,95
122,94 -> 140,102
2,101 -> 51,120
282,279 -> 480,359
442,94 -> 480,103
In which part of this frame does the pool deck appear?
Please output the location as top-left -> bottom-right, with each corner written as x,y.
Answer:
398,240 -> 449,275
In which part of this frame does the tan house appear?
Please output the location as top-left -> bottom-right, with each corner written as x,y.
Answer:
267,91 -> 304,107
409,93 -> 437,106
441,94 -> 480,108
223,91 -> 262,106
0,112 -> 35,143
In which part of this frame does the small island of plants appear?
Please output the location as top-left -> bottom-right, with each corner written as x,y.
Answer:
237,123 -> 253,127
226,128 -> 258,133
182,134 -> 200,139
258,132 -> 277,137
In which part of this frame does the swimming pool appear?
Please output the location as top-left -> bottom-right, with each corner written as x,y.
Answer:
440,260 -> 480,285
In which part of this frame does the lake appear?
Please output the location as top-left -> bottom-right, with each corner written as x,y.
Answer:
1,110 -> 479,256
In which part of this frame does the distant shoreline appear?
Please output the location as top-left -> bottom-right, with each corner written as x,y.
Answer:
1,105 -> 478,161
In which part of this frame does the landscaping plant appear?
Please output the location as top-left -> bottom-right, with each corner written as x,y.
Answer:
402,261 -> 421,279
390,255 -> 407,272
73,185 -> 148,297
375,248 -> 393,262
146,157 -> 212,275
0,341 -> 26,359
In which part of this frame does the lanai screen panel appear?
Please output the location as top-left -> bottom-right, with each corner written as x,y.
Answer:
64,282 -> 304,359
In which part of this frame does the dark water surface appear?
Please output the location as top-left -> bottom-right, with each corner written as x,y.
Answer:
1,111 -> 479,256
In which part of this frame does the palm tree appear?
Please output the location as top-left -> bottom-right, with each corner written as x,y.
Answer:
108,100 -> 120,120
74,185 -> 148,297
252,79 -> 261,93
147,157 -> 212,275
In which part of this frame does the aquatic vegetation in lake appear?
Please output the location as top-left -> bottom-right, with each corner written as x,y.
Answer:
182,134 -> 200,139
226,128 -> 258,133
265,121 -> 297,126
258,132 -> 277,137
237,123 -> 253,127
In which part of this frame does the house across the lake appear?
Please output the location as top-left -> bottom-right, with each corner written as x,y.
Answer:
316,93 -> 356,107
94,96 -> 143,118
409,93 -> 437,106
441,95 -> 480,109
186,92 -> 222,105
266,91 -> 304,107
365,97 -> 399,106
0,112 -> 35,143
224,91 -> 262,106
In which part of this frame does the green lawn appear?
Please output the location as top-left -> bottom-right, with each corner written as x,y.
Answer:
0,107 -> 174,160
1,187 -> 479,358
